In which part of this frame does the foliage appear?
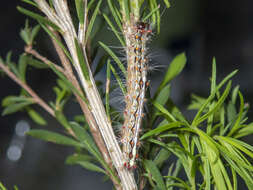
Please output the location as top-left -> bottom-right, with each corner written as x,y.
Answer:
0,0 -> 253,190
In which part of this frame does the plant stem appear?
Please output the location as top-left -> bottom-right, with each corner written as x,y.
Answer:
0,60 -> 54,117
49,30 -> 121,189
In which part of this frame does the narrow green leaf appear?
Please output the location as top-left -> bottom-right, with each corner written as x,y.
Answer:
106,59 -> 111,121
153,0 -> 160,33
156,53 -> 186,95
18,54 -> 28,82
27,108 -> 47,126
194,128 -> 219,157
66,153 -> 94,165
20,28 -> 30,45
2,96 -> 33,107
103,13 -> 125,46
110,63 -> 126,95
143,4 -> 160,22
77,161 -> 106,174
232,85 -> 240,104
25,55 -> 48,69
55,111 -> 72,131
153,148 -> 171,168
196,81 -> 231,125
107,0 -> 123,31
228,91 -> 244,137
47,61 -> 88,104
234,123 -> 253,138
69,122 -> 119,183
40,23 -> 72,62
21,0 -> 38,7
122,0 -> 130,21
27,129 -> 84,147
85,0 -> 102,44
218,136 -> 253,158
152,101 -> 176,122
2,101 -> 34,116
211,58 -> 216,94
70,122 -> 100,157
0,182 -> 7,190
75,0 -> 85,24
141,121 -> 182,140
17,6 -> 60,31
155,84 -> 170,106
99,41 -> 126,76
163,0 -> 171,8
144,160 -> 166,190
74,38 -> 90,81
30,25 -> 40,43
164,176 -> 191,190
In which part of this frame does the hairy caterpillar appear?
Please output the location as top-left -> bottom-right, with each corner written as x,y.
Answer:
121,21 -> 151,169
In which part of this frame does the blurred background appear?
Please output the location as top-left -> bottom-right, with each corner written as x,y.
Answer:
0,0 -> 253,189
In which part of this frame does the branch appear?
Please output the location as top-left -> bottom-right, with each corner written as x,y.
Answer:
24,45 -> 65,74
0,60 -> 54,117
49,29 -> 121,189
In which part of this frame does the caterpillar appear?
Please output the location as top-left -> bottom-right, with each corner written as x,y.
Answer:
121,21 -> 151,169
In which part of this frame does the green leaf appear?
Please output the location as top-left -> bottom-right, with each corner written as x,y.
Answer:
47,61 -> 88,104
143,5 -> 160,22
40,23 -> 72,62
74,38 -> 90,81
164,176 -> 191,190
218,136 -> 253,158
2,101 -> 34,116
234,123 -> 253,138
103,13 -> 125,46
144,160 -> 166,190
27,108 -> 47,126
106,59 -> 111,121
195,81 -> 231,125
228,91 -> 244,137
2,96 -> 33,107
0,182 -> 7,190
155,84 -> 170,106
110,63 -> 126,95
30,25 -> 40,43
107,0 -> 123,31
153,148 -> 171,168
20,26 -> 30,45
194,128 -> 219,157
66,153 -> 94,164
152,101 -> 176,122
18,54 -> 28,82
76,161 -> 106,174
70,122 -> 101,157
156,53 -> 186,95
75,0 -> 85,24
232,85 -> 240,104
163,0 -> 171,8
85,0 -> 102,44
55,111 -> 72,131
99,41 -> 126,76
122,0 -> 130,21
141,121 -> 182,140
25,55 -> 48,69
27,129 -> 84,147
21,0 -> 38,7
17,6 -> 60,32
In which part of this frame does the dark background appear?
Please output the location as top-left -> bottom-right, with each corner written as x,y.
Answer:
0,0 -> 253,189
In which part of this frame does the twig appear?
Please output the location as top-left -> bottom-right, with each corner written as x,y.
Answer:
24,45 -> 65,74
0,60 -> 54,117
50,29 -> 121,189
